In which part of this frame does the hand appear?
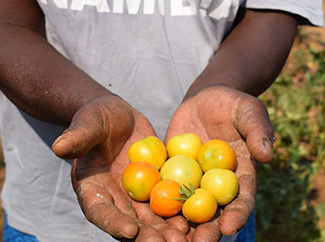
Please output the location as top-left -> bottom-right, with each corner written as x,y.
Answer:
52,95 -> 188,242
165,85 -> 275,241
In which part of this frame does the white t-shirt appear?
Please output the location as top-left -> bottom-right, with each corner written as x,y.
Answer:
0,0 -> 323,241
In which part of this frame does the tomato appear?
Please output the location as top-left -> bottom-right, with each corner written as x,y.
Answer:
128,136 -> 167,170
200,168 -> 238,206
197,139 -> 237,173
121,162 -> 161,202
182,188 -> 217,224
166,133 -> 203,160
160,155 -> 203,189
150,179 -> 184,217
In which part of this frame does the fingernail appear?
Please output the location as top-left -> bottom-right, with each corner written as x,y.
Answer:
224,230 -> 238,236
263,137 -> 274,160
52,131 -> 69,149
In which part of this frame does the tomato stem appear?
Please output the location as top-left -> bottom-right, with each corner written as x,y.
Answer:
174,183 -> 195,201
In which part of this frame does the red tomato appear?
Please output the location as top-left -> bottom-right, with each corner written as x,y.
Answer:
197,139 -> 237,173
160,155 -> 203,189
166,133 -> 203,160
150,179 -> 184,217
128,136 -> 167,170
182,188 -> 217,223
121,162 -> 161,202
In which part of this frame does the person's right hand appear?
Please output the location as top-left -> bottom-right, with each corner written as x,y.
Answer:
51,95 -> 189,242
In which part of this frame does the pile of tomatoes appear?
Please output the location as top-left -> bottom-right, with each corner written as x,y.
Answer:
121,133 -> 238,224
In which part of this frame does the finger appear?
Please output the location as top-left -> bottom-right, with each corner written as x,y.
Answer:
235,97 -> 274,163
74,181 -> 140,239
51,103 -> 110,159
52,127 -> 102,160
72,154 -> 139,219
52,97 -> 134,159
161,227 -> 188,242
119,224 -> 166,242
133,201 -> 188,242
165,215 -> 190,234
219,165 -> 256,235
186,227 -> 195,241
190,221 -> 222,242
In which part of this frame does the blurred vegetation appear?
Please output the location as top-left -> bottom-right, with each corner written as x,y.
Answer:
256,27 -> 325,242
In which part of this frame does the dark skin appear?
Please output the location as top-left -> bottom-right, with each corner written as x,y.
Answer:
0,0 -> 299,241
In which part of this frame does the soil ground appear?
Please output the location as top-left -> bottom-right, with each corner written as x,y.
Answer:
0,8 -> 325,242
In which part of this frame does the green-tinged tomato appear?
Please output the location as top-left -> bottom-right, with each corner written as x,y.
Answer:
200,168 -> 238,206
128,136 -> 167,170
160,155 -> 202,189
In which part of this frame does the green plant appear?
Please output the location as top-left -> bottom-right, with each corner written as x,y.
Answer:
257,44 -> 325,241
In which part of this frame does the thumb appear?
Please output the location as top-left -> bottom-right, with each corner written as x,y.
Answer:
236,98 -> 275,163
52,110 -> 108,159
52,96 -> 136,159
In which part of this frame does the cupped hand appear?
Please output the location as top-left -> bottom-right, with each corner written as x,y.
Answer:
165,85 -> 275,242
51,95 -> 188,242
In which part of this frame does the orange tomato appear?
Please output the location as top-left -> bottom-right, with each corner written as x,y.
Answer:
182,188 -> 217,223
150,179 -> 184,217
128,136 -> 167,170
197,139 -> 237,173
160,155 -> 203,189
200,168 -> 238,206
166,133 -> 203,160
121,162 -> 161,202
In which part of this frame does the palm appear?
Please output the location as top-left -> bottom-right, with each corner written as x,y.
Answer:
71,112 -> 155,238
52,96 -> 188,241
166,86 -> 274,241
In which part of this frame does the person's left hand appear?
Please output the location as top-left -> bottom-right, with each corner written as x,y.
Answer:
165,85 -> 275,242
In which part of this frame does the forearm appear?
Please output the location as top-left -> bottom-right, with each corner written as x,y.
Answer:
185,8 -> 298,99
0,1 -> 112,127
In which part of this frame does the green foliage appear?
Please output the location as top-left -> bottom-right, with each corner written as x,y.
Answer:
256,44 -> 325,241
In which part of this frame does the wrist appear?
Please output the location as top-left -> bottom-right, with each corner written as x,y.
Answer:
183,81 -> 236,102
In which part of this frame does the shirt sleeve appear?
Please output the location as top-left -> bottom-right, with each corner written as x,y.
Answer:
242,0 -> 324,26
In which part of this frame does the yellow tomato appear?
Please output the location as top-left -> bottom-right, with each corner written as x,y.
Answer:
197,139 -> 237,173
160,155 -> 203,189
166,133 -> 203,160
200,168 -> 238,206
182,188 -> 217,224
121,162 -> 161,202
128,136 -> 167,170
